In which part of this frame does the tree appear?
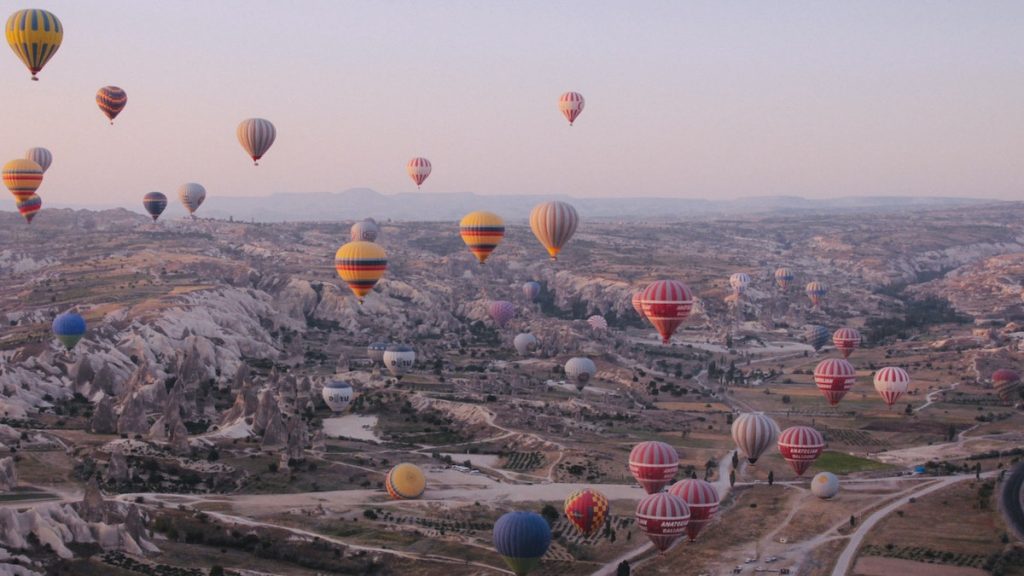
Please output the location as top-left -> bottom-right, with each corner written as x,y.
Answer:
209,567 -> 225,576
768,471 -> 774,486
732,451 -> 739,468
540,504 -> 560,526
729,469 -> 736,487
849,515 -> 856,527
904,403 -> 913,415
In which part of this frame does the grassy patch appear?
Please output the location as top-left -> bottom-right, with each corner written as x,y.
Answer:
814,451 -> 892,474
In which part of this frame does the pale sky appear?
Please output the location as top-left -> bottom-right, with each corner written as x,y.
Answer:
2,1 -> 1022,205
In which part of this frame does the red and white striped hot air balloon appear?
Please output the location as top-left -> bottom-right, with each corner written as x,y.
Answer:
814,358 -> 857,406
629,441 -> 679,494
832,327 -> 861,358
635,492 -> 689,552
640,280 -> 694,345
731,412 -> 779,464
667,479 -> 719,542
587,315 -> 608,331
407,157 -> 432,188
873,366 -> 910,408
778,426 -> 825,476
631,291 -> 646,319
558,91 -> 585,126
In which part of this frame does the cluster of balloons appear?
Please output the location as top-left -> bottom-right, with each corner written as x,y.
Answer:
731,412 -> 825,476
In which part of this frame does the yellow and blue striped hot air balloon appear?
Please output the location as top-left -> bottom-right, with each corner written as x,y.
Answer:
96,86 -> 128,124
334,241 -> 387,303
5,9 -> 62,81
459,210 -> 505,264
2,158 -> 43,201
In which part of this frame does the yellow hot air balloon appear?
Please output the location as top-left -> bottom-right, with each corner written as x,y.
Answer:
2,159 -> 43,201
6,9 -> 63,81
334,241 -> 387,303
385,463 -> 425,500
459,211 -> 505,264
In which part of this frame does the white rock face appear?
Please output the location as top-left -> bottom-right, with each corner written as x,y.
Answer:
0,459 -> 15,491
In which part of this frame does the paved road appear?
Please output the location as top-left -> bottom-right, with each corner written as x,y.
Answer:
1001,463 -> 1024,542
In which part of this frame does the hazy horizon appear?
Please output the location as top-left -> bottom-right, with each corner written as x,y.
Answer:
2,1 -> 1022,208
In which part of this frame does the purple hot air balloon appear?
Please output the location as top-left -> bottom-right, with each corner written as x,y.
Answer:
488,300 -> 515,327
523,281 -> 541,302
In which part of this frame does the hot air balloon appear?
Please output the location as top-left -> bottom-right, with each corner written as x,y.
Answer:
558,91 -> 585,126
459,211 -> 505,264
811,472 -> 840,499
321,380 -> 353,413
142,192 -> 167,221
631,291 -> 646,319
5,9 -> 62,81
814,358 -> 857,406
563,488 -> 608,537
805,325 -> 830,352
832,327 -> 861,359
350,219 -> 379,242
729,272 -> 751,296
587,315 -> 607,331
640,279 -> 694,344
777,426 -> 825,476
407,157 -> 431,188
177,183 -> 206,217
635,492 -> 690,552
3,158 -> 43,201
513,333 -> 538,356
334,241 -> 387,303
523,281 -> 541,302
487,301 -> 515,328
993,369 -> 1022,404
367,341 -> 389,365
629,441 -> 679,494
873,366 -> 910,408
493,511 -> 551,576
237,118 -> 276,165
806,281 -> 827,307
668,479 -> 719,542
565,357 -> 596,391
52,312 -> 86,351
385,463 -> 425,499
24,148 -> 52,174
383,344 -> 415,378
96,86 -> 127,124
529,201 -> 579,261
16,193 -> 41,223
774,267 -> 794,290
731,412 -> 779,464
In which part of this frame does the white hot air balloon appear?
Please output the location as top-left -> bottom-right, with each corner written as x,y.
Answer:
383,344 -> 416,378
178,183 -> 206,217
565,357 -> 596,391
24,147 -> 53,173
513,333 -> 538,356
810,472 -> 840,499
321,380 -> 354,413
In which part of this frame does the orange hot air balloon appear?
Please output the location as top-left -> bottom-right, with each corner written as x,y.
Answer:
3,158 -> 43,201
459,211 -> 505,264
334,241 -> 387,303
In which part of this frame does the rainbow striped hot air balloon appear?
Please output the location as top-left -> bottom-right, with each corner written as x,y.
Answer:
237,118 -> 276,165
529,201 -> 579,261
640,279 -> 694,344
143,192 -> 168,221
52,312 -> 86,351
96,86 -> 127,124
814,358 -> 857,406
24,148 -> 52,173
564,488 -> 609,537
407,157 -> 431,188
335,241 -> 387,303
5,9 -> 63,81
523,281 -> 541,302
806,281 -> 828,307
558,91 -> 585,126
3,158 -> 43,201
778,426 -> 825,476
384,463 -> 425,500
729,272 -> 751,296
493,511 -> 551,576
775,267 -> 794,290
668,479 -> 720,542
459,211 -> 505,264
16,193 -> 41,223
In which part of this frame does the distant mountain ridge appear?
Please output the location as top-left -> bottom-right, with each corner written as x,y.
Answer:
0,189 -> 999,222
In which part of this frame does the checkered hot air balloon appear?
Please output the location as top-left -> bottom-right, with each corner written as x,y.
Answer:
407,157 -> 431,188
873,366 -> 910,408
668,479 -> 719,542
563,488 -> 608,537
558,91 -> 585,126
778,426 -> 825,476
635,492 -> 690,552
814,358 -> 857,406
629,441 -> 679,494
640,279 -> 694,344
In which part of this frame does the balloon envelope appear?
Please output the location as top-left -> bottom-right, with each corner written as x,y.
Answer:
814,358 -> 857,406
563,488 -> 608,537
778,426 -> 825,476
832,327 -> 861,358
729,272 -> 751,295
367,342 -> 389,364
731,412 -> 779,464
806,281 -> 828,306
385,463 -> 425,499
805,325 -> 830,352
558,91 -> 585,126
640,279 -> 694,344
52,312 -> 86,350
774,267 -> 794,290
811,472 -> 840,499
587,315 -> 607,331
488,300 -> 515,327
334,241 -> 387,302
631,291 -> 646,319
629,441 -> 679,494
523,281 -> 541,302
24,148 -> 52,173
321,380 -> 353,412
529,201 -> 579,260
407,157 -> 432,187
635,492 -> 690,552
350,219 -> 379,242
3,158 -> 43,200
459,211 -> 505,264
143,192 -> 168,221
178,183 -> 206,215
96,86 -> 127,123
493,511 -> 551,576
873,366 -> 910,407
237,118 -> 276,165
383,344 -> 415,377
565,357 -> 596,391
5,9 -> 63,80
667,479 -> 719,542
513,333 -> 538,356
16,193 -> 41,223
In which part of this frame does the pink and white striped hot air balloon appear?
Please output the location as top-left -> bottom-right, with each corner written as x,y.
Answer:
558,91 -> 585,126
631,291 -> 646,319
407,157 -> 432,188
629,441 -> 679,494
640,280 -> 694,344
667,479 -> 719,542
635,492 -> 689,552
587,315 -> 607,331
814,358 -> 857,406
873,366 -> 910,408
778,426 -> 825,476
832,327 -> 861,359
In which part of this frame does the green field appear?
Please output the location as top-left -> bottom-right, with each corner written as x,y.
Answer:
813,451 -> 892,474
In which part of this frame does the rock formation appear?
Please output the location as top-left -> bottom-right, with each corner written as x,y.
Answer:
0,458 -> 16,491
89,395 -> 118,434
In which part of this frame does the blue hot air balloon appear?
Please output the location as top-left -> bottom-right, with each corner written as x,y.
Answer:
493,511 -> 551,576
52,312 -> 86,351
143,192 -> 168,221
805,325 -> 829,352
523,281 -> 541,302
